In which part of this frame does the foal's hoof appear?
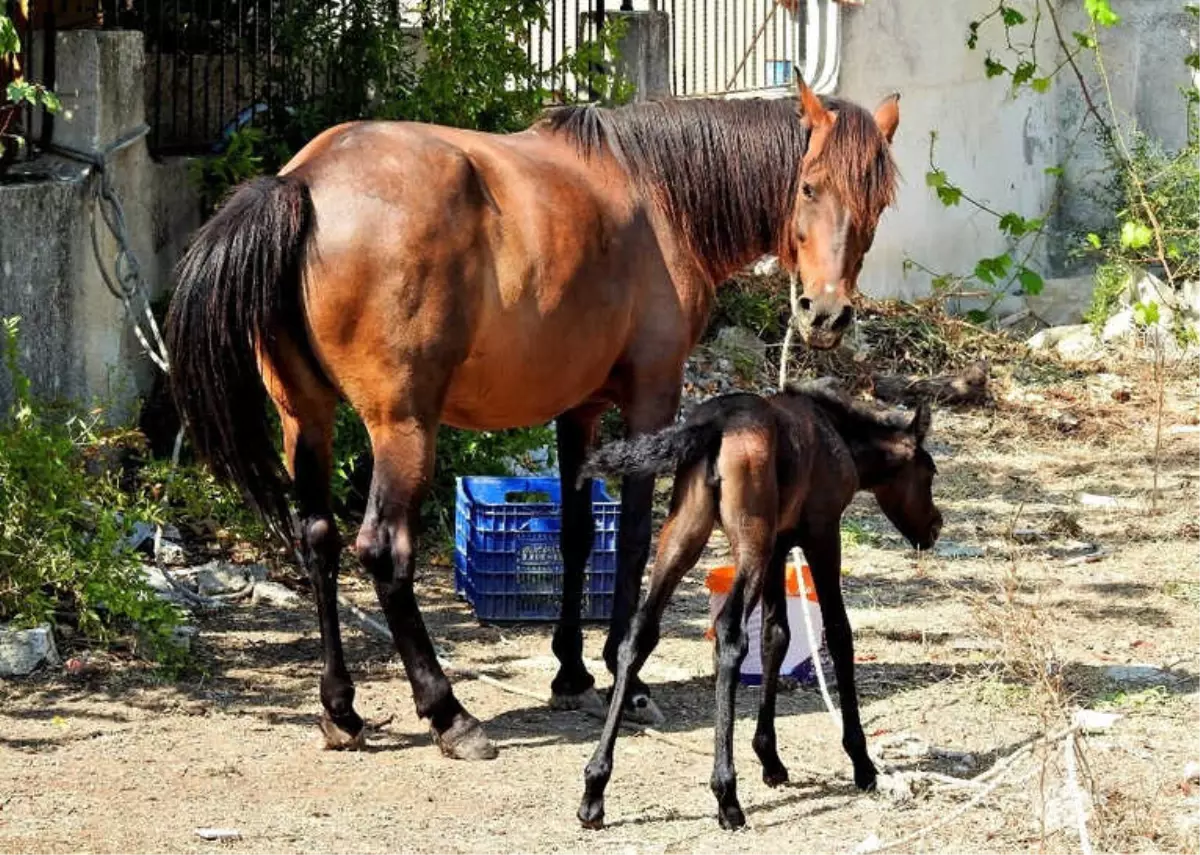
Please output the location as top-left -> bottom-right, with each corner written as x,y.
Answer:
624,691 -> 665,726
433,715 -> 498,761
762,764 -> 790,788
855,765 -> 879,792
319,713 -> 366,751
549,686 -> 606,715
717,803 -> 747,831
577,799 -> 606,830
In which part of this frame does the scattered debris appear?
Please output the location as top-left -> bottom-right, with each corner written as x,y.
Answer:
194,828 -> 241,842
1073,709 -> 1123,733
854,833 -> 883,854
1026,325 -> 1104,363
933,540 -> 985,559
870,359 -> 990,407
0,625 -> 61,677
1079,493 -> 1120,508
1012,528 -> 1045,544
251,581 -> 301,608
1184,761 -> 1200,784
1062,550 -> 1109,567
155,539 -> 188,566
1102,664 -> 1171,685
196,564 -> 251,597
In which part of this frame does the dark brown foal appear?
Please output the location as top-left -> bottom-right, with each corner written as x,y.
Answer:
575,383 -> 943,830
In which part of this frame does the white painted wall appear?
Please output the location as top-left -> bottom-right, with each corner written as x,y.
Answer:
833,0 -> 1193,301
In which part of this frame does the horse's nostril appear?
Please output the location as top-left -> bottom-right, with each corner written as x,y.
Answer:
798,297 -> 812,312
831,305 -> 854,331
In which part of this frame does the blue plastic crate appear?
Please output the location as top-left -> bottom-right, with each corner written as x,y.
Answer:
454,476 -> 620,622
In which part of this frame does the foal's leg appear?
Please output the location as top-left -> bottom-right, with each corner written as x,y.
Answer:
269,355 -> 364,748
603,390 -> 680,722
357,418 -> 495,760
711,442 -> 776,829
801,522 -> 877,790
751,541 -> 792,787
550,408 -> 602,710
579,469 -> 715,829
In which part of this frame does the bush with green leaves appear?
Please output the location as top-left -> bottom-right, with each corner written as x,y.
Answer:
0,318 -> 183,662
1,13 -> 61,160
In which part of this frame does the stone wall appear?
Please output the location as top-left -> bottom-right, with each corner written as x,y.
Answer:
0,30 -> 200,421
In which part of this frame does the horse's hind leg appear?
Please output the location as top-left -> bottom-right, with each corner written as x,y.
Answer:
266,356 -> 363,748
752,542 -> 792,787
356,417 -> 496,760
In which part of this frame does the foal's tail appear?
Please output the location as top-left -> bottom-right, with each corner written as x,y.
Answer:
578,419 -> 723,487
166,176 -> 316,542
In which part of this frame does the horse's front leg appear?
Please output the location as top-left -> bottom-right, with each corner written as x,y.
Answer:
550,408 -> 604,710
603,385 -> 681,724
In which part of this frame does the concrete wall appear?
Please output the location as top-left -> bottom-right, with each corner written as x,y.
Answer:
0,31 -> 200,420
834,0 -> 1194,302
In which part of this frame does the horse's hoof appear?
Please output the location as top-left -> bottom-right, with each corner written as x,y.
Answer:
856,765 -> 880,792
763,765 -> 789,788
550,686 -> 606,715
624,691 -> 665,726
717,803 -> 747,830
433,715 -> 498,761
577,800 -> 606,830
319,713 -> 366,751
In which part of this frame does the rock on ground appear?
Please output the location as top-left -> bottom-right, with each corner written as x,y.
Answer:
0,625 -> 61,677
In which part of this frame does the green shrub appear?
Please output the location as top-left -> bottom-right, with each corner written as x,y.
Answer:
0,318 -> 183,662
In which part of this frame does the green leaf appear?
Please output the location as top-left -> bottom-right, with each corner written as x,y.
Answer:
1133,300 -> 1160,326
1044,166 -> 1065,176
1186,53 -> 1200,71
1086,232 -> 1102,249
967,21 -> 980,50
966,309 -> 992,324
39,90 -> 62,114
1072,31 -> 1097,49
1000,5 -> 1026,26
1085,0 -> 1120,27
925,169 -> 946,188
936,185 -> 963,206
1012,61 -> 1037,88
1031,76 -> 1052,93
999,212 -> 1027,236
1017,267 -> 1044,296
6,80 -> 36,105
984,57 -> 1008,78
0,13 -> 21,55
932,274 -> 954,291
1119,220 -> 1153,250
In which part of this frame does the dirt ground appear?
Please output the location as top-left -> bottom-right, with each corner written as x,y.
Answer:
2,354 -> 1198,854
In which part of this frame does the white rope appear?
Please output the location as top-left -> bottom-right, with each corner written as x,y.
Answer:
793,546 -> 842,734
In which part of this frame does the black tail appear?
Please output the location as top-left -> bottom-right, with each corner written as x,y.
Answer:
166,176 -> 316,542
578,420 -> 723,487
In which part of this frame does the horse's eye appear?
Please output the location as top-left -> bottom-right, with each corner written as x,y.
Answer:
801,182 -> 815,201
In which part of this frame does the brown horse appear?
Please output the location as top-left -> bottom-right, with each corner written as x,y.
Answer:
574,383 -> 942,828
166,79 -> 900,761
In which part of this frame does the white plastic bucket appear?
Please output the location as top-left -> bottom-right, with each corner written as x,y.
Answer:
705,564 -> 824,686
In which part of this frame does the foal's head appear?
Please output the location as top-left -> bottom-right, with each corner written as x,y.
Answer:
868,401 -> 942,551
782,79 -> 900,351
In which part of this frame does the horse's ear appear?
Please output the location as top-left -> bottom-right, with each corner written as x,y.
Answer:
874,92 -> 901,144
794,69 -> 832,127
909,400 -> 931,442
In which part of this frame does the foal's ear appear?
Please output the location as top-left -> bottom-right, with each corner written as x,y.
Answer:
874,92 -> 901,144
909,400 -> 931,442
794,69 -> 833,127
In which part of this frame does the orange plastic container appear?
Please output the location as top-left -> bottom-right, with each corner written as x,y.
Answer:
703,564 -> 823,685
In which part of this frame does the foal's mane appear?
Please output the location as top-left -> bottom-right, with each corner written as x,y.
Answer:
785,380 -> 912,437
541,97 -> 897,280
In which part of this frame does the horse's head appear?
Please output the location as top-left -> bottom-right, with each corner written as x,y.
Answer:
783,77 -> 900,350
870,401 -> 943,551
